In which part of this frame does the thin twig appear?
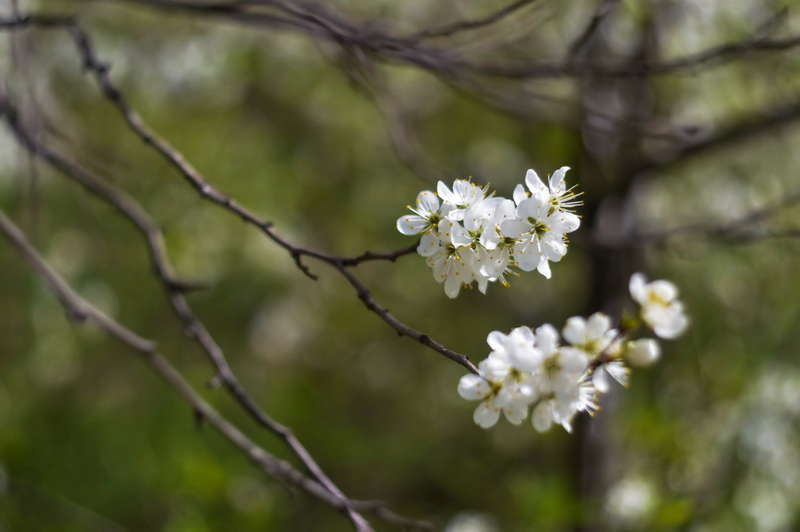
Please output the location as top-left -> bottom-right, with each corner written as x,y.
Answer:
0,15 -> 476,374
101,1 -> 800,81
594,189 -> 800,249
408,0 -> 538,40
0,96 -> 443,532
0,208 -> 372,527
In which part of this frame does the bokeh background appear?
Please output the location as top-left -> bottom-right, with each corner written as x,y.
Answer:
2,0 -> 800,530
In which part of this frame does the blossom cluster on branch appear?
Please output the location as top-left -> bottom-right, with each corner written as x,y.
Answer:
396,167 -> 581,298
397,167 -> 688,434
457,273 -> 688,432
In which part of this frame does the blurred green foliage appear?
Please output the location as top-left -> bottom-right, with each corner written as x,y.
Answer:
2,1 -> 800,531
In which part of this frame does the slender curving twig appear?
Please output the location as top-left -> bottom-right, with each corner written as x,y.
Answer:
0,208 -> 370,527
0,15 -> 478,374
407,0 -> 539,40
0,94 -> 442,531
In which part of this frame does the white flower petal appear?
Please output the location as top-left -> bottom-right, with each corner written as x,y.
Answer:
396,215 -> 428,235
559,347 -> 589,373
593,368 -> 610,393
415,190 -> 439,216
450,223 -> 472,248
417,232 -> 441,257
550,211 -> 580,234
443,274 -> 462,299
586,312 -> 611,340
473,402 -> 500,429
650,280 -> 678,302
542,237 -> 567,261
517,196 -> 548,221
605,361 -> 630,386
500,219 -> 528,238
503,402 -> 528,425
476,276 -> 489,294
549,166 -> 569,195
512,183 -> 528,205
524,168 -> 548,196
510,326 -> 535,344
629,273 -> 647,303
480,227 -> 501,250
486,331 -> 508,353
510,346 -> 542,373
458,374 -> 490,400
532,401 -> 554,432
534,324 -> 560,355
482,355 -> 511,380
515,243 -> 542,272
654,311 -> 689,339
436,181 -> 456,204
563,317 -> 587,346
536,257 -> 552,279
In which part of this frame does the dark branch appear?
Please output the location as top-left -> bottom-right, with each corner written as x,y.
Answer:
95,2 -> 800,81
408,0 -> 538,40
0,208 -> 374,529
0,14 -> 476,374
595,189 -> 800,249
0,95 -> 439,532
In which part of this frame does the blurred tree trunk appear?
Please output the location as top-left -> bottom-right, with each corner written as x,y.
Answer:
571,3 -> 658,530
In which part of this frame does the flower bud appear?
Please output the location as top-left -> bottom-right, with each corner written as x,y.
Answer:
625,338 -> 660,367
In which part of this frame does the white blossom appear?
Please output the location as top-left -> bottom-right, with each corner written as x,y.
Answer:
500,192 -> 580,278
457,356 -> 532,429
425,225 -> 475,299
515,166 -> 582,213
396,190 -> 441,235
562,312 -> 617,355
562,312 -> 628,393
487,326 -> 542,373
437,179 -> 485,222
397,170 -> 582,296
591,360 -> 630,394
629,273 -> 689,339
455,274 -> 688,436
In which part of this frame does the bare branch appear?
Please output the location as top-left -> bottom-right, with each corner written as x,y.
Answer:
0,14 -> 477,374
94,2 -> 800,81
634,98 -> 800,177
595,189 -> 800,249
567,0 -> 619,61
0,208 -> 374,529
0,95 -> 444,531
408,0 -> 539,40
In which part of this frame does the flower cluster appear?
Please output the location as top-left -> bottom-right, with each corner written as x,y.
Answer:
457,273 -> 689,432
396,168 -> 581,298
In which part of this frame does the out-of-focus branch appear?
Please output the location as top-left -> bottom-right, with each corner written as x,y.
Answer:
96,1 -> 800,81
1,203 -> 435,530
567,0 -> 619,61
595,189 -> 800,249
407,0 -> 539,40
0,14 -> 479,377
0,208 -> 371,528
635,98 -> 800,176
332,47 -> 444,183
